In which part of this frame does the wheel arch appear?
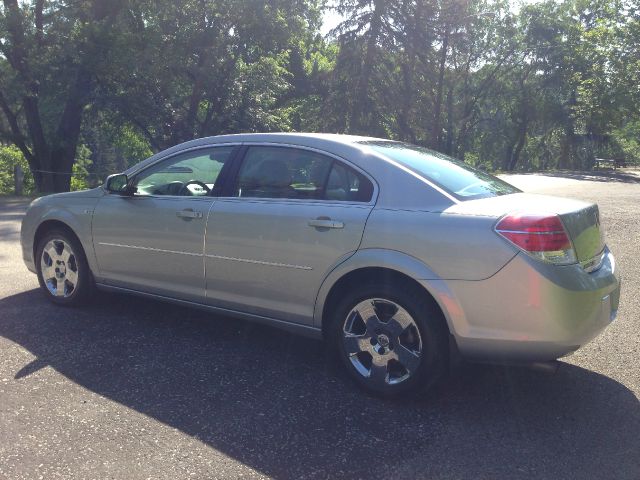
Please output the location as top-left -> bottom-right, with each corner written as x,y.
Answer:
315,249 -> 463,339
33,219 -> 84,261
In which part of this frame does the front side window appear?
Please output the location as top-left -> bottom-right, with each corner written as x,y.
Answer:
361,141 -> 519,200
233,146 -> 373,202
134,146 -> 234,196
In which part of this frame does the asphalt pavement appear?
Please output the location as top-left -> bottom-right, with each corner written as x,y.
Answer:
1,173 -> 639,479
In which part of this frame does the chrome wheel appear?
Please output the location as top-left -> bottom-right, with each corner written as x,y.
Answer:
342,298 -> 423,387
40,239 -> 79,298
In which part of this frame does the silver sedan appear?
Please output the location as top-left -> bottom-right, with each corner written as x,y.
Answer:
20,133 -> 621,396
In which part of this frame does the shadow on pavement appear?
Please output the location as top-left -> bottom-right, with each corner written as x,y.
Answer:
1,289 -> 639,479
0,224 -> 21,243
0,199 -> 28,243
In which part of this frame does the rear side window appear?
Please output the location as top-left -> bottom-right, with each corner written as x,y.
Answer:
361,141 -> 519,200
233,146 -> 373,202
326,162 -> 373,202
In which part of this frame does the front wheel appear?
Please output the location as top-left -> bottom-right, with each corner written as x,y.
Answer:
330,282 -> 448,397
36,229 -> 93,305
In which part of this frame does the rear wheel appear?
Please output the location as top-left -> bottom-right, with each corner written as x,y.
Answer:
36,229 -> 93,305
330,281 -> 448,396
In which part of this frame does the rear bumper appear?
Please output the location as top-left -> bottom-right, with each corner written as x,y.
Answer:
434,248 -> 620,362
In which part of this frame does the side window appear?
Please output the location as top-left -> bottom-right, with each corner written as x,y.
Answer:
234,147 -> 332,199
134,146 -> 234,196
233,146 -> 374,202
326,162 -> 374,202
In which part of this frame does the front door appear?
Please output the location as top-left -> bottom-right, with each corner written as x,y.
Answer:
204,145 -> 376,325
92,145 -> 236,302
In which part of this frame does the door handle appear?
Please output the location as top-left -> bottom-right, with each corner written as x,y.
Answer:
308,217 -> 344,229
176,209 -> 203,219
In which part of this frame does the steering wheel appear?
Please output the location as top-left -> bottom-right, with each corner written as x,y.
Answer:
178,180 -> 211,196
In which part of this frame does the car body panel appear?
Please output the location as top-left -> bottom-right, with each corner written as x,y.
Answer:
444,191 -> 591,217
20,188 -> 103,275
91,194 -> 215,302
360,208 -> 518,280
313,248 -> 457,330
445,192 -> 606,268
445,248 -> 619,360
204,198 -> 373,325
19,133 -> 621,367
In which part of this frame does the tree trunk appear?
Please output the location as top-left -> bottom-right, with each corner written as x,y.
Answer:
430,27 -> 449,150
397,57 -> 416,142
511,124 -> 527,171
504,143 -> 515,171
507,120 -> 528,171
350,0 -> 384,134
444,85 -> 454,155
559,126 -> 575,170
0,0 -> 121,193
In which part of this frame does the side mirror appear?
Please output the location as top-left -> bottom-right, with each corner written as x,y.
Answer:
105,173 -> 133,195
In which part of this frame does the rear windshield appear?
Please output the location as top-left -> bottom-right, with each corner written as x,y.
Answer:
361,141 -> 520,200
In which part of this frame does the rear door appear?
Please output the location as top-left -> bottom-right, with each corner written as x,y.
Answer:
92,145 -> 237,302
204,145 -> 376,325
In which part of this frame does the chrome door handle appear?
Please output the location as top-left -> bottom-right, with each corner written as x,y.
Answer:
308,218 -> 344,229
176,209 -> 203,219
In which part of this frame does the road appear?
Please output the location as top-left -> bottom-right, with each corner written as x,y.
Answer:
1,173 -> 639,479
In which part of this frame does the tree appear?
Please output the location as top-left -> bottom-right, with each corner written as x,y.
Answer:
0,0 -> 127,192
98,0 -> 318,152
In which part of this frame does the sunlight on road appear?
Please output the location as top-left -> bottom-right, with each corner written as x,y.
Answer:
499,174 -> 584,192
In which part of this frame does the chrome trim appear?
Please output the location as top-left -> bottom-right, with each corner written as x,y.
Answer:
98,242 -> 313,270
582,250 -> 605,273
41,239 -> 79,298
98,242 -> 203,257
343,298 -> 423,386
205,253 -> 312,270
308,218 -> 344,229
214,197 -> 373,207
176,209 -> 203,219
496,229 -> 566,235
233,141 -> 379,206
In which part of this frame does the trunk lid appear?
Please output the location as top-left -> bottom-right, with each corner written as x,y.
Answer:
559,202 -> 605,271
446,193 -> 605,270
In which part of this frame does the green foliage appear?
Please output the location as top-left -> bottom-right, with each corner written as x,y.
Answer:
1,0 -> 639,193
0,145 -> 35,195
612,121 -> 640,164
70,145 -> 93,191
112,127 -> 154,169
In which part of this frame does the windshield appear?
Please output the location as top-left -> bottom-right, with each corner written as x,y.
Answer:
361,141 -> 520,200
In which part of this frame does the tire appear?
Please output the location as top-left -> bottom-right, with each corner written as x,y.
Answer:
36,228 -> 94,306
329,280 -> 448,397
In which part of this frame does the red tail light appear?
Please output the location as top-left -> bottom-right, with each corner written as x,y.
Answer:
495,213 -> 576,265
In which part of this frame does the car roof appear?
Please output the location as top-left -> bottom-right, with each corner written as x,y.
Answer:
125,133 -> 396,176
122,133 -> 456,210
197,132 -> 385,145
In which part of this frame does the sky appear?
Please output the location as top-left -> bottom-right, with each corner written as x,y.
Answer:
321,4 -> 342,36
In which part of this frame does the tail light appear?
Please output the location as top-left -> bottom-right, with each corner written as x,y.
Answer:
495,213 -> 577,265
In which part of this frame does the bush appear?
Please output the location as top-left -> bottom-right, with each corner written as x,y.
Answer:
0,145 -> 35,195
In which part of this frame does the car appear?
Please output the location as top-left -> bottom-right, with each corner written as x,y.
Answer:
20,133 -> 621,396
